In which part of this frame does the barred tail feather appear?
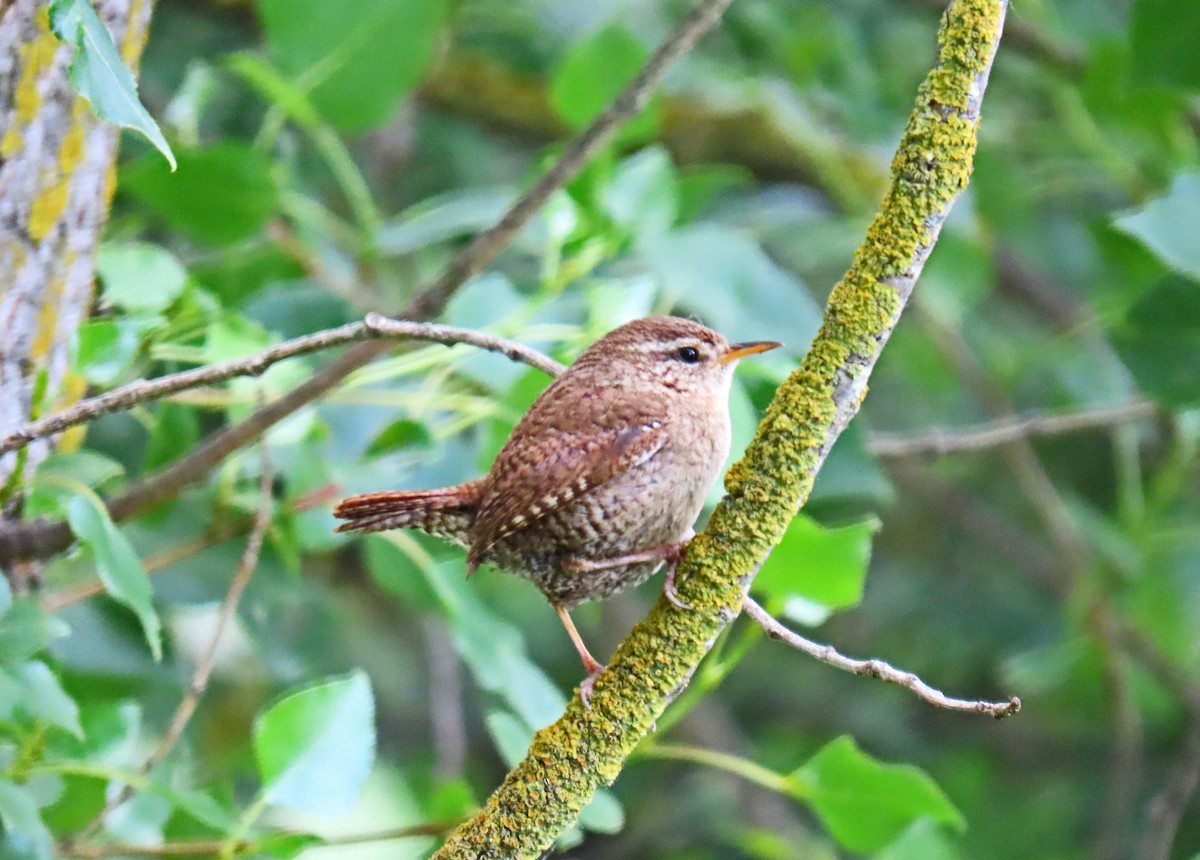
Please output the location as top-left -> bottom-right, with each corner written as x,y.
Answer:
333,481 -> 481,545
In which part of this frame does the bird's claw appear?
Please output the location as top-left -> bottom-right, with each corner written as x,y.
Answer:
579,663 -> 606,709
663,558 -> 693,610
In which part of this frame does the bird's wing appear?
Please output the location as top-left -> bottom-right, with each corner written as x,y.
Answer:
467,417 -> 667,570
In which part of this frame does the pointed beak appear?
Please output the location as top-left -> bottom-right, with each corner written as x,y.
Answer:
719,340 -> 782,364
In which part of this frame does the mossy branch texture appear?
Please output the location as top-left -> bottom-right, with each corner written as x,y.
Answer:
432,1 -> 1009,857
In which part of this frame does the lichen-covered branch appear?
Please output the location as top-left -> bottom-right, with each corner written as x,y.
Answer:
432,1 -> 1009,856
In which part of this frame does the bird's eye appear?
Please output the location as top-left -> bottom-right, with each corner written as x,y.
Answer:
676,346 -> 701,364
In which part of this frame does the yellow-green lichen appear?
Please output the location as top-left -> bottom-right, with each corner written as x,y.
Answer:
5,7 -> 59,158
14,9 -> 59,125
2,127 -> 23,157
29,273 -> 66,360
432,2 -> 1006,857
120,0 -> 151,67
28,104 -> 88,241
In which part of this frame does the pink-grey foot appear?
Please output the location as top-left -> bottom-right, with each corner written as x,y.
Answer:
554,603 -> 606,708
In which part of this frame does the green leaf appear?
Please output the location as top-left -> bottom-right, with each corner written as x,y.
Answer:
73,317 -> 150,387
65,495 -> 162,660
0,661 -> 82,736
364,536 -> 440,611
429,561 -> 566,729
48,0 -> 175,170
364,419 -> 433,458
792,736 -> 964,854
577,789 -> 625,835
39,775 -> 106,833
257,0 -> 447,132
638,225 -> 821,350
809,421 -> 895,508
0,601 -> 66,665
0,779 -> 52,860
0,574 -> 11,618
96,242 -> 188,313
121,143 -> 279,245
484,710 -> 531,767
1111,275 -> 1200,406
254,670 -> 376,815
143,402 -> 200,471
753,515 -> 879,625
602,147 -> 678,240
25,451 -> 126,518
1113,173 -> 1200,280
874,820 -> 963,860
551,23 -> 656,141
32,451 -> 125,492
377,187 -> 517,255
373,536 -> 566,728
1130,0 -> 1200,89
675,164 -> 752,222
254,832 -> 324,859
427,779 -> 477,822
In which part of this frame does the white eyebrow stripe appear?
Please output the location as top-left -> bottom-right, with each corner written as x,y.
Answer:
634,337 -> 707,353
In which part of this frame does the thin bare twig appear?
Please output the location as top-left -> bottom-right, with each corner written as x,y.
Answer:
1095,614 -> 1145,860
82,448 -> 275,834
424,618 -> 467,779
1140,718 -> 1200,860
0,343 -> 361,566
0,315 -> 564,459
869,400 -> 1157,458
59,820 -> 462,859
1113,624 -> 1200,860
742,597 -> 1021,719
0,327 -> 559,567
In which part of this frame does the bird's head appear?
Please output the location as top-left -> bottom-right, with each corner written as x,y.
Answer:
575,316 -> 780,395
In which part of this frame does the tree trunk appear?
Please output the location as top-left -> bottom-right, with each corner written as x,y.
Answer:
0,0 -> 152,503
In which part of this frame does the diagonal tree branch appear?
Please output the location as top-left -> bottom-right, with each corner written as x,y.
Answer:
79,447 -> 275,834
410,0 -> 738,318
431,1 -> 1010,856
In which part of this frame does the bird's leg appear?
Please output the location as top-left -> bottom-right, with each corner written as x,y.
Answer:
554,603 -> 605,708
660,554 -> 690,611
563,530 -> 696,610
661,528 -> 696,610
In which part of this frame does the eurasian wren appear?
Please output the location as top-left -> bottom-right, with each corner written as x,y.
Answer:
334,316 -> 779,702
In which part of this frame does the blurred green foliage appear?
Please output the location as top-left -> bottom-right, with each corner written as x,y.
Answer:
3,0 -> 1199,857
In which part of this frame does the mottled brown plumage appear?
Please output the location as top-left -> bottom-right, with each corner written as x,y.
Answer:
334,316 -> 779,701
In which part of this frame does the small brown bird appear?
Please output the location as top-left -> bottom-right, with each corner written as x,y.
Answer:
334,316 -> 779,701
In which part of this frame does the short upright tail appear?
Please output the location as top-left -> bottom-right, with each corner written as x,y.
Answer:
333,480 -> 482,546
